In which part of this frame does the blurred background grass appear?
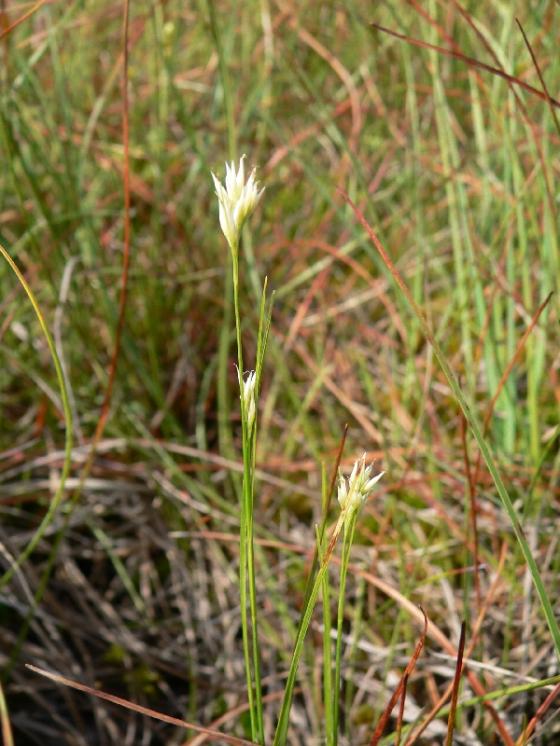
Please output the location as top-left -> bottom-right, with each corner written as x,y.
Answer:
0,1 -> 559,743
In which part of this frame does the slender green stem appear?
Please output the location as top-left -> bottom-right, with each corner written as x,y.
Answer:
232,249 -> 254,737
273,519 -> 343,746
245,435 -> 264,743
232,247 -> 264,744
273,565 -> 327,744
217,258 -> 235,463
319,467 -> 334,745
232,253 -> 244,376
238,461 -> 256,739
322,566 -> 334,744
333,511 -> 358,745
0,242 -> 73,590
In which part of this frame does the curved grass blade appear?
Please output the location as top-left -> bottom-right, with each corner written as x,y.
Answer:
0,242 -> 73,589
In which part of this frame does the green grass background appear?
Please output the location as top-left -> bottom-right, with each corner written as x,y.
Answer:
0,1 -> 559,743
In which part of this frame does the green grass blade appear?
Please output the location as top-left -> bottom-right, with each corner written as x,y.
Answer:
343,195 -> 560,659
0,242 -> 73,590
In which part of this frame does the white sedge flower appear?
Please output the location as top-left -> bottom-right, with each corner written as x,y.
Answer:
211,155 -> 264,253
238,369 -> 257,432
337,454 -> 384,515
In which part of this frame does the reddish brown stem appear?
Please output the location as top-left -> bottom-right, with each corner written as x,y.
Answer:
445,622 -> 466,746
369,609 -> 428,745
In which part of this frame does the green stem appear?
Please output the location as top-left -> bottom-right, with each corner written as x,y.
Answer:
319,469 -> 334,746
238,477 -> 256,739
0,243 -> 73,590
273,520 -> 343,746
232,249 -> 254,737
245,434 -> 264,744
322,568 -> 334,744
333,511 -> 358,744
233,247 -> 264,744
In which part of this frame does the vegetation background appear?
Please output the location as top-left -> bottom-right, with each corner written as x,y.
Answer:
0,0 -> 559,743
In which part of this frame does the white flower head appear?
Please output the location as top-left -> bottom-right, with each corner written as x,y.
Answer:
238,368 -> 257,432
337,454 -> 384,515
211,155 -> 264,253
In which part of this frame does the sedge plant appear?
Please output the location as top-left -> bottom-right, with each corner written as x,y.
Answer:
211,157 -> 384,745
272,455 -> 384,745
331,456 -> 384,745
212,155 -> 267,744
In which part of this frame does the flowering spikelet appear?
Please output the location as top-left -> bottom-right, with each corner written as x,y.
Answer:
337,454 -> 384,516
238,369 -> 257,433
211,155 -> 264,253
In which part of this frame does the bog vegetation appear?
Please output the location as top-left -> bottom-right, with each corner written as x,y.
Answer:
0,2 -> 559,744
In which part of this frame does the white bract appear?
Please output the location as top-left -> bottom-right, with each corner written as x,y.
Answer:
239,369 -> 257,432
211,155 -> 264,253
337,454 -> 384,515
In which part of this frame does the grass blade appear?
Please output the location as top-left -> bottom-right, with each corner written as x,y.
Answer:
341,190 -> 560,660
